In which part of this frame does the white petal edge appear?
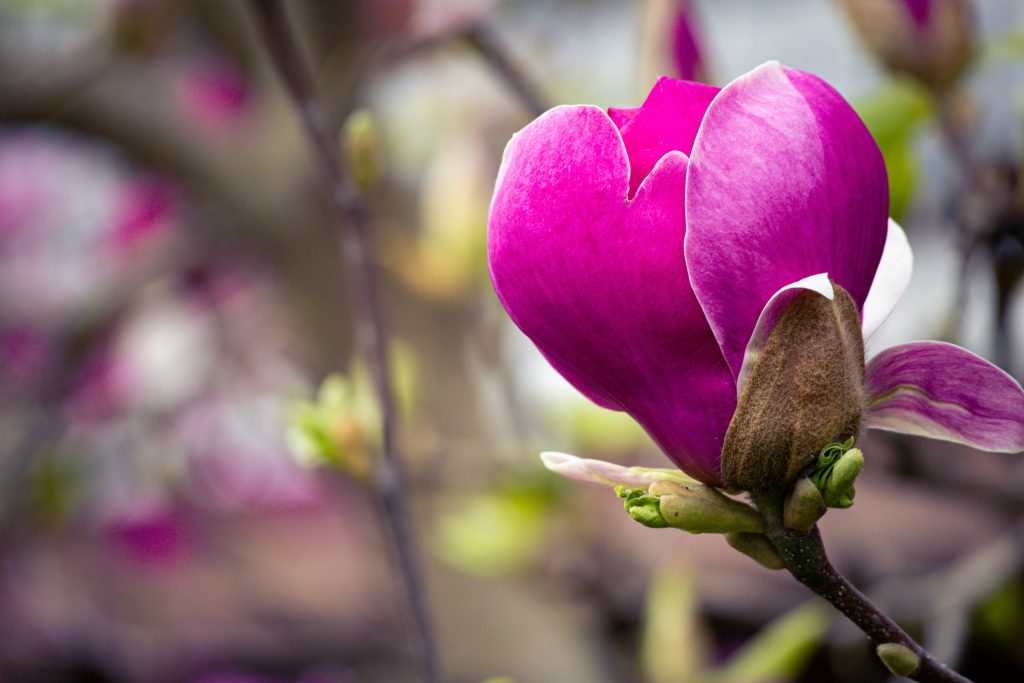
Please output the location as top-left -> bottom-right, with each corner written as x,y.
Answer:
736,273 -> 834,396
861,218 -> 913,343
540,452 -> 699,488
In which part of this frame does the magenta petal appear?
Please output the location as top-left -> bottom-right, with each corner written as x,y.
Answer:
865,342 -> 1024,452
618,77 -> 719,198
685,62 -> 889,379
488,105 -> 736,484
608,106 -> 640,129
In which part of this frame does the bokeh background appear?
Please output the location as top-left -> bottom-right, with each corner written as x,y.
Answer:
1,1 -> 1024,681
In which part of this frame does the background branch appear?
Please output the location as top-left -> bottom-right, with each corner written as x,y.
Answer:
247,2 -> 442,681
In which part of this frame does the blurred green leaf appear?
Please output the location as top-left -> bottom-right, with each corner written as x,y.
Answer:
432,487 -> 551,577
642,564 -> 706,683
855,80 -> 935,220
703,602 -> 829,683
285,340 -> 419,476
981,26 -> 1024,63
976,576 -> 1024,654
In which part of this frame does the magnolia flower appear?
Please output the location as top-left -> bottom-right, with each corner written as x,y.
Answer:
840,0 -> 973,90
488,62 -> 1024,490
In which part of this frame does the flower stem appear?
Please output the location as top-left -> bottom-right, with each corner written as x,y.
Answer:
247,3 -> 442,682
750,492 -> 973,683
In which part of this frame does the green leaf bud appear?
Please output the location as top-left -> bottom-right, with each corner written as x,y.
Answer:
653,481 -> 765,535
725,532 -> 785,570
876,643 -> 920,677
783,477 -> 827,531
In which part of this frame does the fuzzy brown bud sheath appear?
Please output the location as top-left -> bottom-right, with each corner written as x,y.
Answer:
721,285 -> 865,493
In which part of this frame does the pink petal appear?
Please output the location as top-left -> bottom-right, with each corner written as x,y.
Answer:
488,105 -> 736,485
608,106 -> 640,129
617,77 -> 719,198
685,61 -> 889,380
865,341 -> 1024,452
540,452 -> 699,488
671,1 -> 704,81
736,273 -> 833,396
862,219 -> 913,343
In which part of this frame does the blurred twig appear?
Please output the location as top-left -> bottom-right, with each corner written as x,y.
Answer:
464,22 -> 548,118
246,2 -> 442,682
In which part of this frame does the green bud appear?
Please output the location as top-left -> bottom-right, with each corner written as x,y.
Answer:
654,481 -> 765,535
813,447 -> 864,508
783,477 -> 827,532
721,285 -> 865,493
617,487 -> 668,528
876,643 -> 920,677
341,109 -> 379,190
725,532 -> 785,570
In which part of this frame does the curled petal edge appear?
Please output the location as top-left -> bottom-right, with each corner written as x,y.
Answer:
862,219 -> 913,344
865,341 -> 1024,453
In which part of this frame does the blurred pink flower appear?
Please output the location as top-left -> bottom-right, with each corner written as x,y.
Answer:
488,63 -> 1024,487
0,326 -> 53,390
176,60 -> 250,135
108,175 -> 176,249
0,129 -> 180,322
840,0 -> 973,90
670,1 -> 704,81
102,504 -> 190,568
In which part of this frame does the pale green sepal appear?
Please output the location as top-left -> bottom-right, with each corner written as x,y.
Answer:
783,477 -> 827,531
654,481 -> 765,535
876,643 -> 920,677
725,532 -> 785,570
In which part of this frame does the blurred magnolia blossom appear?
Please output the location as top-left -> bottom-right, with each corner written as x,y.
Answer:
640,0 -> 708,89
0,128 -> 178,325
840,0 -> 974,91
176,389 -> 322,512
175,58 -> 252,136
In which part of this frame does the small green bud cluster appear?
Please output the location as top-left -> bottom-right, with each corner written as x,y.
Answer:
617,480 -> 784,570
809,438 -> 863,508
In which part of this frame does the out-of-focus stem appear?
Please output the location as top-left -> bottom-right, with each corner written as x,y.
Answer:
464,22 -> 547,117
751,492 -> 973,683
247,3 -> 442,682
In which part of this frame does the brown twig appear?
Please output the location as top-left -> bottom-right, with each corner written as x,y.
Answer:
752,493 -> 973,683
464,22 -> 548,118
247,3 -> 442,682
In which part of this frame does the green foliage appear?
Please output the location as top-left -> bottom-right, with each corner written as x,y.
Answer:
642,565 -> 705,683
285,342 -> 418,475
432,486 -> 552,577
855,80 -> 934,220
702,603 -> 829,683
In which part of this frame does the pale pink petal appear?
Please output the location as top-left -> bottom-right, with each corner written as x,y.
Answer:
685,61 -> 889,380
865,341 -> 1024,452
540,452 -> 699,487
488,105 -> 735,484
736,273 -> 833,395
861,219 -> 913,343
